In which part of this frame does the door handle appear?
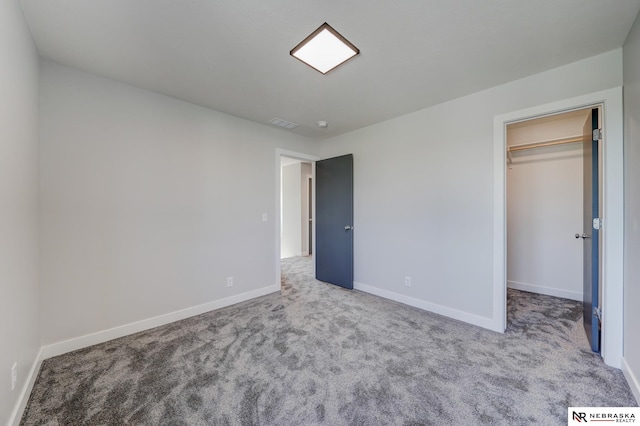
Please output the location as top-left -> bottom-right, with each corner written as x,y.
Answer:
345,225 -> 353,231
575,233 -> 591,239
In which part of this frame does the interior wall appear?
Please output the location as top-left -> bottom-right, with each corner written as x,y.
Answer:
301,162 -> 312,255
622,11 -> 640,403
506,111 -> 589,301
39,60 -> 318,346
281,162 -> 302,258
0,1 -> 41,424
318,49 -> 622,326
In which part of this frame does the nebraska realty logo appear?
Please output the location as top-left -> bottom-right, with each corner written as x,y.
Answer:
568,407 -> 639,423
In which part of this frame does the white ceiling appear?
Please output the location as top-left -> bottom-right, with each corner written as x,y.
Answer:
20,0 -> 640,139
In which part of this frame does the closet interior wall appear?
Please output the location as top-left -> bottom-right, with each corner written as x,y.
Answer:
506,109 -> 590,301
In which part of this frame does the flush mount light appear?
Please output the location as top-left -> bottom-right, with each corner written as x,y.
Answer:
290,23 -> 359,74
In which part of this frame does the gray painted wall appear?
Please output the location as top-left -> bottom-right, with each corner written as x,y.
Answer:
623,12 -> 640,403
301,162 -> 312,256
281,162 -> 302,258
0,0 -> 40,423
281,161 -> 312,258
319,50 -> 622,324
39,61 -> 318,346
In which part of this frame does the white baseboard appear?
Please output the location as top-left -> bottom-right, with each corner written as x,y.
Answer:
507,280 -> 582,301
42,285 -> 280,359
354,282 -> 498,332
621,357 -> 640,405
9,347 -> 43,426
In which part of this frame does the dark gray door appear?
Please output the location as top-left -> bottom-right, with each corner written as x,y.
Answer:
582,108 -> 600,353
315,154 -> 353,289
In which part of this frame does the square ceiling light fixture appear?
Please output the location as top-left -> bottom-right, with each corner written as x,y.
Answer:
290,23 -> 359,74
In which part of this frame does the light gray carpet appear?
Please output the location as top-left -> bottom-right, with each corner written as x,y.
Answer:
21,256 -> 637,425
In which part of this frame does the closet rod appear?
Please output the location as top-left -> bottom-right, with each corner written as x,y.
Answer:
508,135 -> 584,152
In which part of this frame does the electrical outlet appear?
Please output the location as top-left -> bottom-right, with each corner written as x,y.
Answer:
262,213 -> 268,222
404,276 -> 412,287
227,276 -> 233,287
11,362 -> 17,391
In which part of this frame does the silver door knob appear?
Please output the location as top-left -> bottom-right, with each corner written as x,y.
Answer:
575,233 -> 591,239
345,225 -> 353,231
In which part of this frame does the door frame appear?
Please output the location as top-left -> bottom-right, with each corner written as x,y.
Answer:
493,87 -> 623,368
275,149 -> 320,288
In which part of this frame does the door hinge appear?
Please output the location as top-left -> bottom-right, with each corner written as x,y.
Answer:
593,128 -> 602,141
594,307 -> 602,323
593,218 -> 602,230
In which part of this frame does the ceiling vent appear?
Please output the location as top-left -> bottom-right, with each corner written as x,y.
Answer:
269,118 -> 299,129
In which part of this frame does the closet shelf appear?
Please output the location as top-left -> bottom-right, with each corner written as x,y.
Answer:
507,135 -> 584,165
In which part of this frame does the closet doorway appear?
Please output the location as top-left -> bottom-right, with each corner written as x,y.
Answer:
494,87 -> 623,366
506,107 -> 602,347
